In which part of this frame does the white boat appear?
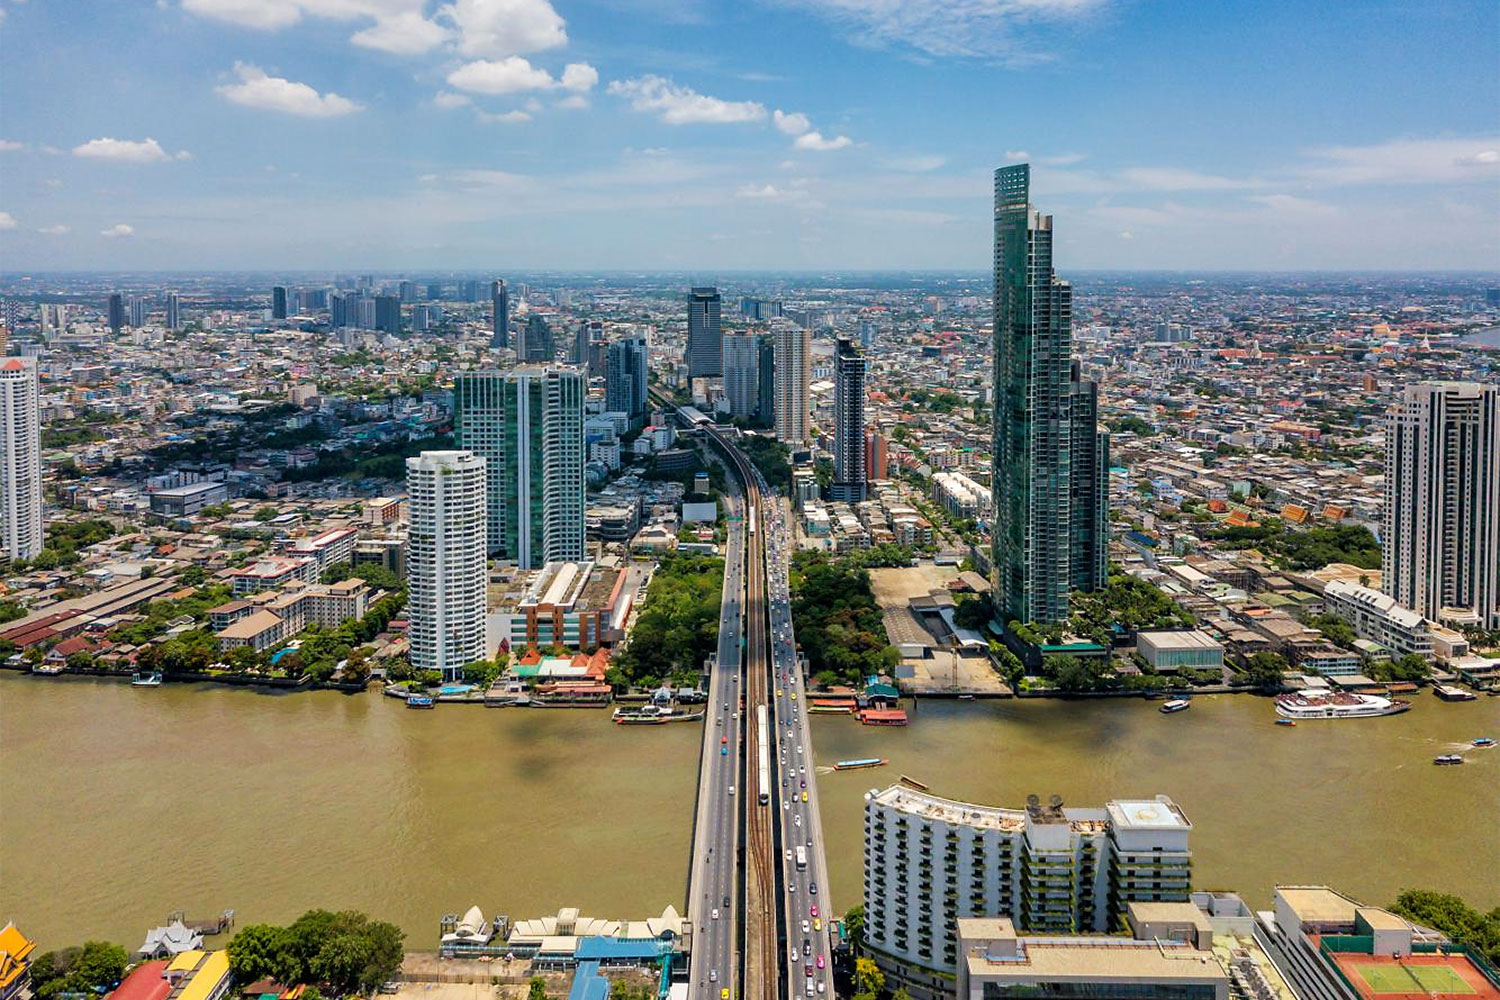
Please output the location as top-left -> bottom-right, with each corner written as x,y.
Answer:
1159,698 -> 1191,714
131,670 -> 163,687
1274,690 -> 1409,720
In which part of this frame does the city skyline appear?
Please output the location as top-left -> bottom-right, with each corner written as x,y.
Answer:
0,1 -> 1496,272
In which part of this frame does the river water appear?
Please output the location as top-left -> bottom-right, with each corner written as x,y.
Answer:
4,674 -> 1497,951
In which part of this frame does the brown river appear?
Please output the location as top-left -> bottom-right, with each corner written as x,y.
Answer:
3,673 -> 1496,951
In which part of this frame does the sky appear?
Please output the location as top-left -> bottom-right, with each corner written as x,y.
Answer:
0,0 -> 1497,272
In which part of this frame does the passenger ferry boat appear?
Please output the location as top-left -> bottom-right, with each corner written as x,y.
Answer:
833,757 -> 888,771
611,704 -> 704,725
1473,737 -> 1496,749
1159,698 -> 1191,714
857,709 -> 908,726
406,694 -> 435,709
131,670 -> 163,687
1434,684 -> 1478,702
1433,754 -> 1464,766
1274,690 -> 1410,720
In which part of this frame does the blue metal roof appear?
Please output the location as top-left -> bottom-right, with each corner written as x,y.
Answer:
568,962 -> 609,1000
575,938 -> 672,961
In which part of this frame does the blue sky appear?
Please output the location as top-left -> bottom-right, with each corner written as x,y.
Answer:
1,0 -> 1497,271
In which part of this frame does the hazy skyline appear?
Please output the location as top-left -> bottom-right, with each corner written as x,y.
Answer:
0,0 -> 1497,272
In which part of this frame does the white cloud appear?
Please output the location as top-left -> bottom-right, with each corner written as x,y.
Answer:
350,10 -> 452,53
1003,149 -> 1030,161
559,62 -> 598,92
555,94 -> 590,110
772,109 -> 811,136
476,109 -> 533,124
774,0 -> 1109,60
216,63 -> 363,117
181,0 -> 306,29
447,57 -> 597,96
793,130 -> 852,151
735,183 -> 813,203
608,75 -> 766,125
0,212 -> 16,231
0,140 -> 28,152
72,137 -> 185,163
1295,136 -> 1500,186
447,0 -> 568,58
38,225 -> 70,235
100,223 -> 136,238
433,90 -> 473,109
448,57 -> 556,94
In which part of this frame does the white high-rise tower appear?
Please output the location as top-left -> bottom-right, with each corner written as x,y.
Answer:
1384,381 -> 1500,629
774,323 -> 810,446
0,358 -> 43,562
406,451 -> 489,681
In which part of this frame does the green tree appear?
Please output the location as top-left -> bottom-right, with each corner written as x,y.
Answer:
256,505 -> 280,521
842,905 -> 864,945
529,978 -> 550,1000
1389,889 -> 1500,966
228,924 -> 287,982
1242,651 -> 1288,689
29,949 -> 82,1000
178,565 -> 207,587
68,942 -> 128,994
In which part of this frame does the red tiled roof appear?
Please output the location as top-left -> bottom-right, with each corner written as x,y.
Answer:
109,961 -> 171,1000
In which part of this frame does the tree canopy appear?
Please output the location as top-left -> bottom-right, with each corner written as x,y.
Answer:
611,552 -> 724,688
228,909 -> 404,994
1389,889 -> 1500,966
791,550 -> 900,687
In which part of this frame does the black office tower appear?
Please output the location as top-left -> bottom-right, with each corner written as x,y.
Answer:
107,293 -> 125,334
491,279 -> 509,349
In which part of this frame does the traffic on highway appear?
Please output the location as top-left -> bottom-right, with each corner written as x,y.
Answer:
755,474 -> 836,1000
690,486 -> 746,1000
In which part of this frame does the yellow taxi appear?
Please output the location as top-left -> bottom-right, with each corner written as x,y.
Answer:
801,791 -> 808,802
721,990 -> 730,999
813,918 -> 822,931
791,692 -> 798,700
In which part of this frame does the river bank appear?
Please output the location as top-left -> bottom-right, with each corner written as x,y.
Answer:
4,672 -> 1496,953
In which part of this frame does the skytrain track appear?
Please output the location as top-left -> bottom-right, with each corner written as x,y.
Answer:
653,390 -> 781,1000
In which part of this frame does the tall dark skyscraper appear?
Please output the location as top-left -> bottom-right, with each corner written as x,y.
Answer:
606,335 -> 649,426
522,313 -> 554,362
573,320 -> 602,365
164,291 -> 181,331
271,285 -> 288,320
491,279 -> 509,349
757,334 -> 776,427
1068,360 -> 1109,593
991,163 -> 1106,625
830,337 -> 868,503
107,293 -> 125,334
374,294 -> 401,333
687,286 -> 722,378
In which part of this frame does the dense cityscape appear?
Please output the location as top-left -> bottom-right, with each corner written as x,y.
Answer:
3,2 -> 1499,1000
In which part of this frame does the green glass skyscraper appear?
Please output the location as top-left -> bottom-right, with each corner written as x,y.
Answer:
453,367 -> 586,569
992,163 -> 1107,626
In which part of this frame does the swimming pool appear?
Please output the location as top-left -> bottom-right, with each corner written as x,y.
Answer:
437,683 -> 475,695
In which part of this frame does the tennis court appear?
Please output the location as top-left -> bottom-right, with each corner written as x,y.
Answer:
1332,952 -> 1498,1000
